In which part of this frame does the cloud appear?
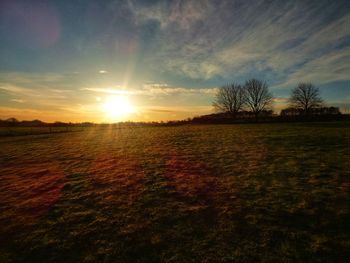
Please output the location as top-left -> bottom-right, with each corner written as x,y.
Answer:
0,106 -> 100,122
11,98 -> 24,103
0,73 -> 89,113
2,0 -> 349,90
82,83 -> 217,96
273,97 -> 289,103
81,87 -> 133,95
143,107 -> 176,113
0,84 -> 40,97
141,105 -> 213,114
283,46 -> 350,86
129,0 -> 350,86
168,0 -> 213,30
0,83 -> 69,100
0,72 -> 64,87
142,83 -> 216,95
272,97 -> 290,112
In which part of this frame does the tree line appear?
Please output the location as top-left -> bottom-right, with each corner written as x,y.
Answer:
0,79 -> 344,129
212,78 -> 340,120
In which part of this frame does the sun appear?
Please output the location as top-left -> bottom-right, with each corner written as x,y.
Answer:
102,96 -> 135,118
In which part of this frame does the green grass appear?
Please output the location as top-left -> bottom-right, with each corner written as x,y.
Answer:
0,122 -> 349,262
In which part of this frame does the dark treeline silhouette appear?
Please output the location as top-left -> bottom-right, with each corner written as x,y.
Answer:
1,111 -> 348,131
192,109 -> 346,124
0,118 -> 189,129
281,106 -> 340,117
0,118 -> 191,136
209,79 -> 345,123
0,118 -> 75,127
213,79 -> 273,121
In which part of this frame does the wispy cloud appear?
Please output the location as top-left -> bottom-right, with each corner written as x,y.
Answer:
283,46 -> 350,86
0,84 -> 40,97
11,98 -> 25,103
82,84 -> 217,96
0,72 -> 64,87
81,87 -> 132,95
141,105 -> 213,114
131,0 -> 350,86
0,83 -> 68,100
142,83 -> 217,95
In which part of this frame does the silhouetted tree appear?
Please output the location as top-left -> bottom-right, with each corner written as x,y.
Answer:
244,79 -> 273,120
280,107 -> 302,117
289,83 -> 322,115
281,106 -> 340,117
213,83 -> 246,118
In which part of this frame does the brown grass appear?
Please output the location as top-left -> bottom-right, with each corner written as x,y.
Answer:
89,152 -> 145,205
0,123 -> 349,262
0,162 -> 65,224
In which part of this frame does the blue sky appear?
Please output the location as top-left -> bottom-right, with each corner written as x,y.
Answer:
0,0 -> 350,122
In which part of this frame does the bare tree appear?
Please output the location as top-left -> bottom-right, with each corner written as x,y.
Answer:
244,79 -> 273,120
213,83 -> 246,117
289,83 -> 322,114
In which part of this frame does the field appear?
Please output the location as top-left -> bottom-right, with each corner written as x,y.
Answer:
0,122 -> 349,262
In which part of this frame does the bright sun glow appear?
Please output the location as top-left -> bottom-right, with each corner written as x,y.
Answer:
103,96 -> 135,118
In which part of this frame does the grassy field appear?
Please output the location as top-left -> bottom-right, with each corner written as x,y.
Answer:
0,122 -> 349,262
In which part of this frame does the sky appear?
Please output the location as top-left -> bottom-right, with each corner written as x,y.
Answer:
0,0 -> 350,122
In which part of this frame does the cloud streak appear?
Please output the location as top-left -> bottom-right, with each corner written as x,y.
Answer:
82,84 -> 217,96
130,0 -> 350,87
